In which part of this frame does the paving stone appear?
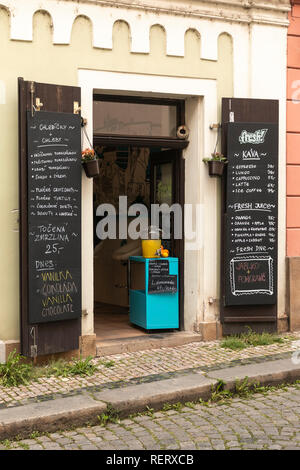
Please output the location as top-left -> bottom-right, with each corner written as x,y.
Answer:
1,337 -> 300,449
15,384 -> 293,451
0,335 -> 299,408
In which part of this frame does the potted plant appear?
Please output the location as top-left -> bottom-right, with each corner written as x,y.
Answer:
203,152 -> 227,177
81,148 -> 99,178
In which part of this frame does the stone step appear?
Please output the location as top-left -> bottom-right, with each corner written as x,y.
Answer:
96,331 -> 202,356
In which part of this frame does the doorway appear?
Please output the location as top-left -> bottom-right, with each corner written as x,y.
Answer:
92,95 -> 186,343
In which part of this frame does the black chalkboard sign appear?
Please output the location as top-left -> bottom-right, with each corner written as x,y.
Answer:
148,259 -> 177,294
148,275 -> 177,294
149,259 -> 169,276
27,111 -> 82,324
225,122 -> 278,306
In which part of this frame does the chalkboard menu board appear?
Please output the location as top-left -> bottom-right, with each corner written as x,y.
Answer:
148,259 -> 177,294
149,259 -> 169,276
225,122 -> 278,306
27,111 -> 82,324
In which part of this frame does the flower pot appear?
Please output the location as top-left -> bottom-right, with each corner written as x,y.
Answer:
82,159 -> 99,178
207,160 -> 226,177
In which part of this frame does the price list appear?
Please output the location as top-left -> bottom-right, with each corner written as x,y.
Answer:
225,122 -> 278,306
27,111 -> 82,324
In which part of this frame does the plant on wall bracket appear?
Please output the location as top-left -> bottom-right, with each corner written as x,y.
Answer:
203,152 -> 227,177
81,148 -> 100,178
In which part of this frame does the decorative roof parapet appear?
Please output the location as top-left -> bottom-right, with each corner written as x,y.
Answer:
0,0 -> 290,61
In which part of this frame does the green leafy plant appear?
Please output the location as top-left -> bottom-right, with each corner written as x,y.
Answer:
144,405 -> 155,416
0,350 -> 33,387
203,152 -> 227,163
97,404 -> 120,426
162,402 -> 183,413
184,402 -> 196,409
220,337 -> 246,351
242,328 -> 284,347
129,406 -> 155,419
98,359 -> 115,368
234,377 -> 253,398
42,359 -> 70,378
29,431 -> 41,439
37,356 -> 97,380
210,379 -> 233,403
1,439 -> 12,449
221,327 -> 285,351
67,356 -> 97,377
18,442 -> 30,450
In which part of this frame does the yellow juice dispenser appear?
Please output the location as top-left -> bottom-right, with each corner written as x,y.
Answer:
142,226 -> 162,258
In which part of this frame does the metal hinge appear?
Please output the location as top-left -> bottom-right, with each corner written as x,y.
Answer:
29,326 -> 38,359
73,101 -> 81,114
35,97 -> 43,112
29,81 -> 43,116
30,345 -> 37,358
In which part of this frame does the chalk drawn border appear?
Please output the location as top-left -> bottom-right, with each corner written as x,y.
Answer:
230,256 -> 273,296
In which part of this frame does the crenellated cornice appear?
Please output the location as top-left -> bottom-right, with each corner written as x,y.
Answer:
0,0 -> 290,61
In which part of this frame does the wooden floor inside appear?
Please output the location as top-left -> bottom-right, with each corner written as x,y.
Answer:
94,302 -> 148,341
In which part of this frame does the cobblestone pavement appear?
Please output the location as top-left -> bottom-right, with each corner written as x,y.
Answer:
2,385 -> 300,450
1,333 -> 300,408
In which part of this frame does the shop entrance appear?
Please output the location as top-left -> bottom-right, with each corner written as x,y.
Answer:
92,94 -> 187,343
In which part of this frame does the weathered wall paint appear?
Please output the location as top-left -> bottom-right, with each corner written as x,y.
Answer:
0,9 -> 233,341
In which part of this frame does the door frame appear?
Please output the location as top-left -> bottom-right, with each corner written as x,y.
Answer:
79,69 -> 219,336
93,139 -> 185,331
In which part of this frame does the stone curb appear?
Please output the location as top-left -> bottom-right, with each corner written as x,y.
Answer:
205,358 -> 300,389
93,373 -> 216,417
0,394 -> 107,441
0,358 -> 300,441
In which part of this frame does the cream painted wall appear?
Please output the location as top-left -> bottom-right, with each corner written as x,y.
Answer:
249,23 -> 288,321
0,9 -> 233,341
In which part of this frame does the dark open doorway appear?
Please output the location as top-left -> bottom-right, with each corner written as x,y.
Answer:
92,94 -> 187,344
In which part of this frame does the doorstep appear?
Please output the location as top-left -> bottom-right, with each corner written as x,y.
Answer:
96,331 -> 202,356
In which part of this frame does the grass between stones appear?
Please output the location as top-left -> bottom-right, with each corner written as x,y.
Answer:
220,327 -> 287,351
0,350 -> 115,387
126,378 -> 300,420
0,329 -> 296,388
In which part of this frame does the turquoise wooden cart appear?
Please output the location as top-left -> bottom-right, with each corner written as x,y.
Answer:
129,256 -> 179,330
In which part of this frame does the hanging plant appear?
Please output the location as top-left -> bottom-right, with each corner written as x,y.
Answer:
203,152 -> 227,177
81,148 -> 100,178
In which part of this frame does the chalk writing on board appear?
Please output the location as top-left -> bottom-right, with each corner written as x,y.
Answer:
225,123 -> 278,306
148,275 -> 177,294
239,129 -> 268,145
149,259 -> 169,276
230,256 -> 273,296
27,111 -> 81,324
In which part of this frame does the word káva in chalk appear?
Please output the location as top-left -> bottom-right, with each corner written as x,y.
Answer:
27,111 -> 82,324
225,122 -> 278,306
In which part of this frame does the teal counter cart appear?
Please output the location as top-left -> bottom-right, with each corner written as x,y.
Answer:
129,256 -> 179,330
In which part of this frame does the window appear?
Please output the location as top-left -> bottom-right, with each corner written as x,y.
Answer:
93,95 -> 184,139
